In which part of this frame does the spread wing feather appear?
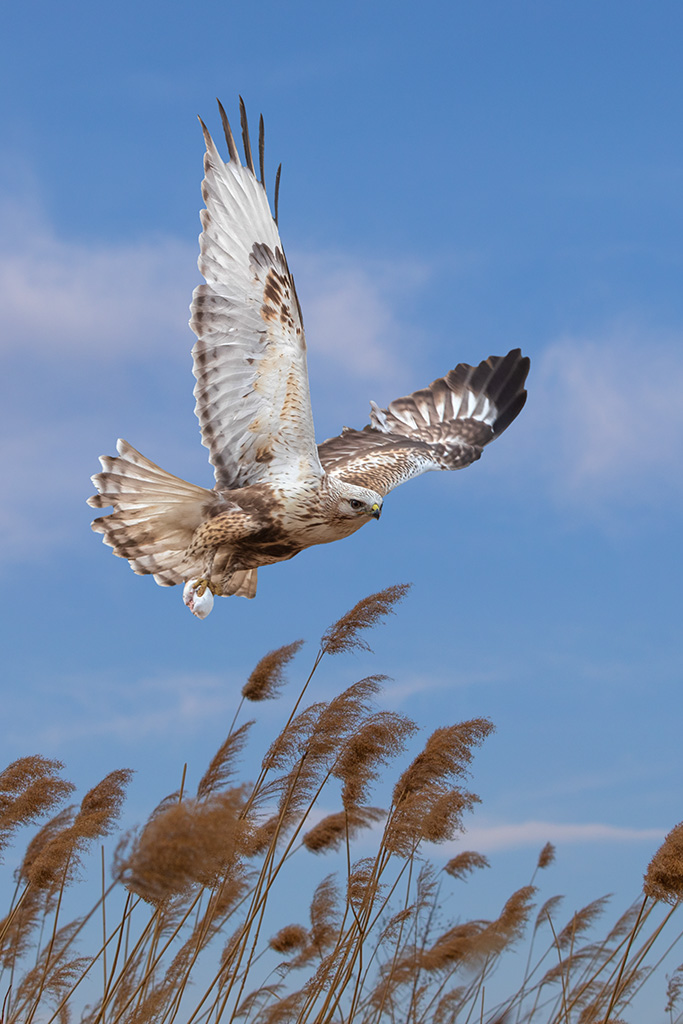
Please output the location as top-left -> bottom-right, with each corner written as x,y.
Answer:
318,349 -> 529,495
190,101 -> 322,491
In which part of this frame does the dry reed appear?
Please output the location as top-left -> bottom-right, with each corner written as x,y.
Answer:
320,583 -> 411,655
269,924 -> 309,954
444,850 -> 490,880
0,757 -> 75,860
644,822 -> 683,906
302,808 -> 384,854
242,640 -> 304,702
0,587 -> 680,1024
118,788 -> 249,904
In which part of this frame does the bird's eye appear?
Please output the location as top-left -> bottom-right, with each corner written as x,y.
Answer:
349,498 -> 363,510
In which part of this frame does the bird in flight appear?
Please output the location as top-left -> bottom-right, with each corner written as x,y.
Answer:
89,100 -> 530,618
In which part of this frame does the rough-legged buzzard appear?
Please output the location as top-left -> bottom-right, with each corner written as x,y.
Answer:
89,101 -> 530,617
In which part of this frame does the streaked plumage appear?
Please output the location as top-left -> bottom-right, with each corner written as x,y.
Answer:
89,100 -> 530,616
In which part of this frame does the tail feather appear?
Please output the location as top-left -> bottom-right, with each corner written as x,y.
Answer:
223,568 -> 258,599
88,440 -> 215,587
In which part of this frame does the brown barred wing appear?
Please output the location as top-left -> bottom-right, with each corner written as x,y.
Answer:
318,349 -> 529,496
317,429 -> 479,495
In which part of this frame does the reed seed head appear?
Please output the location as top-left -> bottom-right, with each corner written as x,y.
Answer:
644,821 -> 683,904
333,711 -> 416,808
0,883 -> 44,967
444,850 -> 490,880
0,756 -> 74,860
393,719 -> 494,803
534,893 -> 564,932
72,768 -> 133,840
321,583 -> 411,655
419,789 -> 480,845
665,965 -> 683,1015
242,639 -> 304,701
309,874 -> 341,953
537,841 -> 556,870
196,720 -> 253,799
555,895 -> 610,950
24,769 -> 133,891
269,924 -> 309,953
303,807 -> 384,853
258,990 -> 306,1024
119,789 -> 248,904
347,856 -> 379,912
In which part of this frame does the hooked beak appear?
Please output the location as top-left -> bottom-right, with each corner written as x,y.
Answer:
371,503 -> 382,520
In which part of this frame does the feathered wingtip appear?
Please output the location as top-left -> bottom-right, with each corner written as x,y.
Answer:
199,98 -> 282,225
447,347 -> 530,439
368,348 -> 530,444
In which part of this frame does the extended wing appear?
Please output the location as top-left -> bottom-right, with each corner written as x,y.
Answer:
318,349 -> 530,496
190,100 -> 322,491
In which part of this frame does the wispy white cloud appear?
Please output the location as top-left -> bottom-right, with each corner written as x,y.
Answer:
0,202 -> 431,564
10,670 -> 238,748
300,813 -> 664,856
514,328 -> 683,514
446,819 -> 664,853
0,200 -> 193,361
0,417 -> 104,556
0,200 -> 428,378
375,668 -> 506,707
293,249 -> 429,387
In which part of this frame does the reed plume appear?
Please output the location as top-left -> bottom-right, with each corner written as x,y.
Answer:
8,919 -> 88,1021
665,964 -> 683,1016
393,718 -> 495,800
118,788 -> 249,904
309,874 -> 341,955
23,768 -> 132,892
444,850 -> 490,880
0,756 -> 74,860
644,821 -> 683,905
422,886 -> 536,972
535,893 -> 564,930
537,841 -> 556,871
385,719 -> 493,856
242,639 -> 304,702
196,721 -> 253,799
333,710 -> 416,809
321,583 -> 410,655
269,923 -> 309,953
302,807 -> 384,854
261,676 -> 390,834
554,896 -> 611,952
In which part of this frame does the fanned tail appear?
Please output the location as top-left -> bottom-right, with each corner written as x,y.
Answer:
87,440 -> 216,587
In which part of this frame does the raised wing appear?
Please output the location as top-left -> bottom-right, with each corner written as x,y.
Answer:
190,100 -> 323,491
318,349 -> 530,495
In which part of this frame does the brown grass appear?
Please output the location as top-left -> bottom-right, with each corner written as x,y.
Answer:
0,588 -> 680,1024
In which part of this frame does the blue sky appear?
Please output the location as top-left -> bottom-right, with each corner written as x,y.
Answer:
2,0 -> 683,1009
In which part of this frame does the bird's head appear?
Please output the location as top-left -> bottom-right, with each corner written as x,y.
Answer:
326,477 -> 383,523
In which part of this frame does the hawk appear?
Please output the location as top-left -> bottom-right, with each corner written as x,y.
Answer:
89,101 -> 530,618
